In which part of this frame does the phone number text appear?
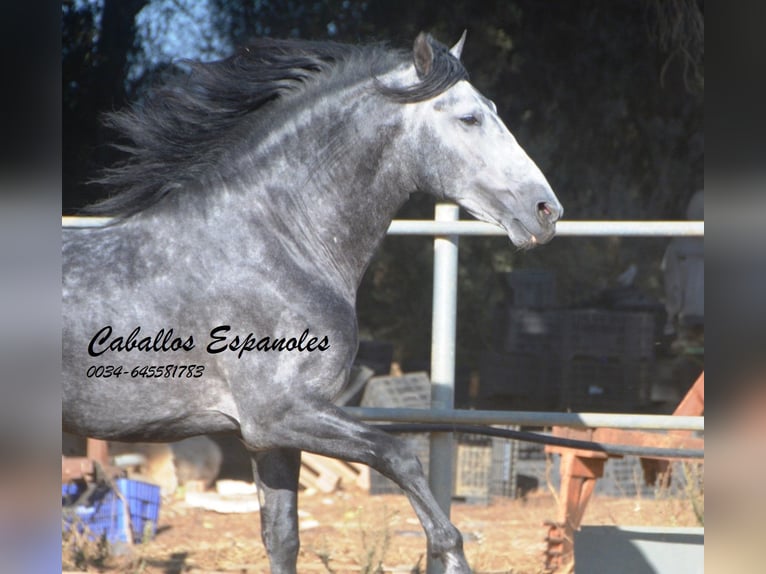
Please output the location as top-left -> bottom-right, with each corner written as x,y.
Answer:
86,364 -> 205,379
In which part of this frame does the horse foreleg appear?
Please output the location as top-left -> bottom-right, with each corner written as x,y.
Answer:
245,400 -> 471,573
251,448 -> 302,574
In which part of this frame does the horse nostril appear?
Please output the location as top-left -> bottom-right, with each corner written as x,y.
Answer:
536,201 -> 561,223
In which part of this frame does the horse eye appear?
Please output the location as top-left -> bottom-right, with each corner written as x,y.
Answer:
459,115 -> 480,126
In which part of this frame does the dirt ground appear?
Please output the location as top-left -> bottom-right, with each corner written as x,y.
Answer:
63,487 -> 701,573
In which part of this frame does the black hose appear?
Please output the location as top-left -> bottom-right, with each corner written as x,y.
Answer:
374,423 -> 704,459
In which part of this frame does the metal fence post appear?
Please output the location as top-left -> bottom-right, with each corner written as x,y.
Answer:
427,203 -> 459,574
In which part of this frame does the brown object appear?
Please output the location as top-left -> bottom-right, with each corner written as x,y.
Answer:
62,438 -> 120,482
543,373 -> 704,572
61,456 -> 94,483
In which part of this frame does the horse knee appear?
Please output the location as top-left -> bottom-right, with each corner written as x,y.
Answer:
397,447 -> 426,478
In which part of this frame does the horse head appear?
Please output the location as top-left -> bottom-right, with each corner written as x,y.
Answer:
392,32 -> 563,248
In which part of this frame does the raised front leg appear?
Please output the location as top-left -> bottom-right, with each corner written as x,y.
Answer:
252,448 -> 302,574
243,398 -> 471,573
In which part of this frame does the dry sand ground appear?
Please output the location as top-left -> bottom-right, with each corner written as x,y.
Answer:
63,488 -> 701,573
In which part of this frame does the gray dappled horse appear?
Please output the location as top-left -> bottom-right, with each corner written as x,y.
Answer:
63,33 -> 562,573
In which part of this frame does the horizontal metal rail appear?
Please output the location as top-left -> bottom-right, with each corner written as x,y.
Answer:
62,216 -> 704,237
345,407 -> 704,431
389,219 -> 704,236
62,216 -> 113,227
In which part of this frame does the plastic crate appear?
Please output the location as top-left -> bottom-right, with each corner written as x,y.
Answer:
502,308 -> 561,355
361,373 -> 432,495
360,372 -> 432,409
561,310 -> 655,360
62,478 -> 160,543
478,350 -> 559,411
595,456 -> 657,498
453,439 -> 492,503
62,480 -> 80,504
559,357 -> 652,412
488,429 -> 521,498
502,270 -> 556,308
454,430 -> 540,501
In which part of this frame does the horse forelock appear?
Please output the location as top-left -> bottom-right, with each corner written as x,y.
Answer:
86,36 -> 468,219
375,35 -> 469,103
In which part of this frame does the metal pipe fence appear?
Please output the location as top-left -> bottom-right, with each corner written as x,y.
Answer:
63,215 -> 704,236
389,219 -> 704,236
61,214 -> 705,435
63,213 -> 704,574
410,210 -> 703,574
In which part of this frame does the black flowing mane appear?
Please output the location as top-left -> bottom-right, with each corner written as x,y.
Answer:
87,35 -> 468,218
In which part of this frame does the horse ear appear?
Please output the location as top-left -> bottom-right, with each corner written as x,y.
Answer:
413,32 -> 434,77
450,30 -> 467,60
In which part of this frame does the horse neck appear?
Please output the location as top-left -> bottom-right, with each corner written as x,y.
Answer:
218,90 -> 414,295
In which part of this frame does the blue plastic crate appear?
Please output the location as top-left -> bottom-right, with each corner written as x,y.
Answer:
62,478 -> 160,543
62,480 -> 80,504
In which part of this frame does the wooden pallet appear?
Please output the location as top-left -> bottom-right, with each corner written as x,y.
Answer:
299,453 -> 370,493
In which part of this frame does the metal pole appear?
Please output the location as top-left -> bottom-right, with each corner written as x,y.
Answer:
427,204 -> 459,574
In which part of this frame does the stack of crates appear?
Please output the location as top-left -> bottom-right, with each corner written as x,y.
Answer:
489,428 -> 522,498
478,344 -> 560,410
502,269 -> 557,309
452,429 -> 525,503
479,270 -> 560,411
559,310 -> 655,412
453,434 -> 493,503
361,373 -> 523,502
360,372 -> 432,495
594,456 -> 658,498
